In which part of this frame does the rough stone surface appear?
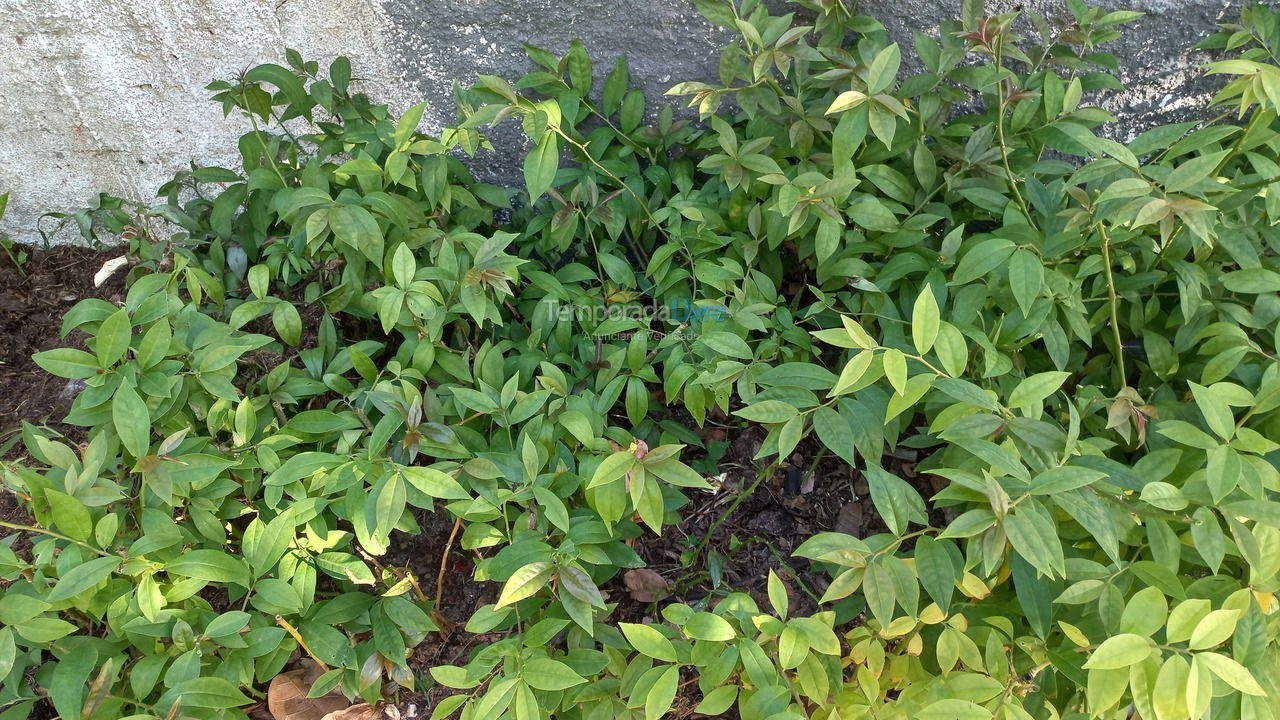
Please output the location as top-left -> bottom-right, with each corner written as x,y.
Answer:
0,0 -> 1249,245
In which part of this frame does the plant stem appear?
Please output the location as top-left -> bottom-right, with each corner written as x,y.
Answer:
435,515 -> 464,612
993,37 -> 1035,229
1096,223 -> 1127,387
549,125 -> 661,263
0,520 -> 111,556
1,244 -> 26,277
247,111 -> 289,188
692,458 -> 780,563
106,694 -> 158,712
276,615 -> 328,671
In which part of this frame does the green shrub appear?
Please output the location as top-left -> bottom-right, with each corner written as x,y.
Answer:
4,1 -> 1280,719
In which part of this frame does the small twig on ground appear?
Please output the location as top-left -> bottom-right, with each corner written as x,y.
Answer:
434,515 -> 464,627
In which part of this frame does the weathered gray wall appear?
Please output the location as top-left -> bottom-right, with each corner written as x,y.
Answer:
0,0 -> 1244,245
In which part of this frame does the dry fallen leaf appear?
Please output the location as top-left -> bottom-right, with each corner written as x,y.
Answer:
835,501 -> 864,536
268,661 -> 349,720
624,568 -> 670,603
320,703 -> 381,720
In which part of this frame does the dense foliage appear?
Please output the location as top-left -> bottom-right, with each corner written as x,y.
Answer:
5,1 -> 1280,718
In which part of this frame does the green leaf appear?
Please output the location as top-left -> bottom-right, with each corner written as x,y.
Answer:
1008,371 -> 1070,414
644,666 -> 679,720
1189,382 -> 1234,440
619,622 -> 677,661
733,400 -> 798,424
272,302 -> 302,346
700,331 -> 753,359
778,624 -> 809,669
1190,507 -> 1225,573
1188,609 -> 1238,649
1118,587 -> 1168,637
939,509 -> 996,539
849,192 -> 899,227
524,132 -> 559,202
244,63 -> 311,111
1003,506 -> 1065,578
32,348 -> 101,379
768,569 -> 789,620
587,451 -> 635,489
315,552 -> 376,585
522,658 -> 586,691
826,90 -> 869,115
1029,466 -> 1106,494
166,550 -> 251,587
1082,633 -> 1152,669
1197,652 -> 1266,695
694,685 -> 738,715
1164,150 -> 1227,193
566,39 -> 593,93
95,308 -> 132,368
644,457 -> 710,489
603,56 -> 630,114
245,511 -> 295,577
204,611 -> 251,638
534,486 -> 570,531
401,466 -> 470,500
1222,267 -> 1280,294
911,285 -> 940,354
813,406 -> 856,466
1166,599 -> 1211,644
394,100 -> 427,146
14,617 -> 77,643
45,489 -> 92,543
1008,249 -> 1043,317
168,676 -> 253,709
934,323 -> 968,377
46,556 -> 120,602
684,612 -> 736,641
496,561 -> 553,608
913,536 -> 956,612
918,699 -> 992,720
862,559 -> 896,626
866,466 -> 925,536
952,238 -> 1015,284
832,351 -> 875,395
882,348 -> 907,396
329,205 -> 384,265
0,594 -> 50,625
559,410 -> 595,447
866,43 -> 902,94
558,564 -> 604,608
1152,656 -> 1190,720
0,628 -> 14,680
137,575 -> 164,621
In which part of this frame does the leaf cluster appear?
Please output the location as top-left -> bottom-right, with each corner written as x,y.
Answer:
6,2 -> 1280,720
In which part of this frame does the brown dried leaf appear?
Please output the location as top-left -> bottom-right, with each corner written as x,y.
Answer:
835,501 -> 864,536
268,662 -> 349,720
623,568 -> 670,603
320,703 -> 381,720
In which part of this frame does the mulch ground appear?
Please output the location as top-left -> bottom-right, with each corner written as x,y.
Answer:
0,244 -> 126,457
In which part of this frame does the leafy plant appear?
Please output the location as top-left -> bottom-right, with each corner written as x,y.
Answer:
0,193 -> 26,276
5,1 -> 1280,719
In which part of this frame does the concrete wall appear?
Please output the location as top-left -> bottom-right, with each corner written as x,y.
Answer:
0,0 -> 1245,246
